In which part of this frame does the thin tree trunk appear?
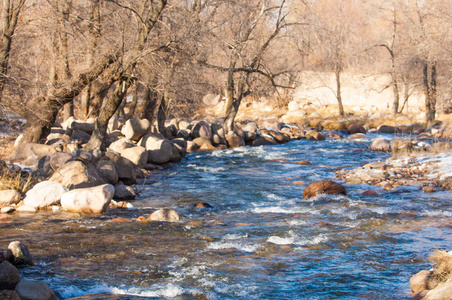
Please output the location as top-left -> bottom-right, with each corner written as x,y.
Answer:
0,0 -> 26,103
21,53 -> 117,143
335,67 -> 344,117
141,84 -> 159,124
85,80 -> 131,150
424,60 -> 437,125
127,82 -> 139,119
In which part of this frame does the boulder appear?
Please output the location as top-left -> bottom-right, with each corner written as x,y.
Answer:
108,138 -> 136,153
113,182 -> 137,200
6,241 -> 35,266
121,118 -> 151,142
15,206 -> 37,213
186,140 -> 201,151
250,135 -> 277,146
192,137 -> 215,150
0,290 -> 20,300
49,152 -> 75,172
242,121 -> 259,133
410,270 -> 436,293
0,190 -> 21,206
15,280 -> 57,300
50,160 -> 101,189
68,118 -> 95,133
8,143 -> 57,163
0,261 -> 21,289
114,183 -> 136,200
260,129 -> 289,144
176,129 -> 190,139
369,138 -> 391,152
105,153 -> 136,185
305,130 -> 326,141
71,129 -> 91,144
138,134 -> 174,164
377,125 -> 396,133
303,180 -> 347,199
96,157 -> 118,185
149,208 -> 180,222
348,133 -> 366,139
424,280 -> 452,300
120,146 -> 148,168
191,121 -> 212,141
347,124 -> 366,134
61,184 -> 115,214
261,118 -> 281,131
226,132 -> 245,148
23,181 -> 68,208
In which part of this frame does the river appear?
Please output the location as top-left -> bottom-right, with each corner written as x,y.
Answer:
1,133 -> 452,299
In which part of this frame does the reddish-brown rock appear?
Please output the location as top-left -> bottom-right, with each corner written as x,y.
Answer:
347,124 -> 366,134
303,180 -> 347,199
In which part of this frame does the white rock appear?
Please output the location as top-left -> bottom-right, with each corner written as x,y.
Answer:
0,190 -> 21,205
15,206 -> 37,213
23,181 -> 68,208
61,184 -> 115,214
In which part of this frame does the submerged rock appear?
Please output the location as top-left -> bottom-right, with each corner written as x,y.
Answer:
149,208 -> 180,222
303,180 -> 347,199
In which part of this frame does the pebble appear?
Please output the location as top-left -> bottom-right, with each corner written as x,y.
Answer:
1,207 -> 15,214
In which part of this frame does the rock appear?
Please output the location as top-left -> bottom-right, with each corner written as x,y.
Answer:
0,260 -> 21,289
8,143 -> 57,163
305,130 -> 325,141
139,134 -> 174,164
23,181 -> 68,208
192,137 -> 215,150
191,121 -> 213,141
250,135 -> 277,146
202,93 -> 221,106
261,118 -> 281,131
377,125 -> 396,133
6,241 -> 35,266
194,202 -> 213,208
348,133 -> 366,139
49,152 -> 75,172
243,130 -> 257,142
380,181 -> 394,191
61,184 -> 115,213
50,160 -> 101,189
149,208 -> 180,222
171,139 -> 187,157
242,121 -> 259,133
0,190 -> 21,206
0,290 -> 20,300
369,138 -> 391,152
361,190 -> 380,197
347,124 -> 366,134
410,270 -> 435,293
422,186 -> 437,193
260,129 -> 288,144
438,177 -> 452,190
105,153 -> 137,185
68,119 -> 95,133
114,183 -> 136,200
15,206 -> 37,213
1,207 -> 15,213
96,157 -> 119,185
120,146 -> 148,168
303,180 -> 347,199
423,280 -> 452,300
186,140 -> 201,151
108,138 -> 135,153
71,129 -> 91,144
15,280 -> 57,300
121,118 -> 151,142
296,160 -> 311,165
226,132 -> 245,148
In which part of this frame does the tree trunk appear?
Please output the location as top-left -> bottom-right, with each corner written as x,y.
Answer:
223,70 -> 242,134
391,71 -> 400,116
423,60 -> 437,125
141,84 -> 159,124
85,80 -> 131,150
21,53 -> 117,143
335,67 -> 344,117
127,82 -> 139,119
157,95 -> 169,138
0,0 -> 25,103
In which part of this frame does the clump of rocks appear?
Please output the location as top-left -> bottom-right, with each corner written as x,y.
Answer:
0,241 -> 57,300
409,250 -> 452,300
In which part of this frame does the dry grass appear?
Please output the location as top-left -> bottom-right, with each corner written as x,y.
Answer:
0,172 -> 35,194
429,250 -> 452,283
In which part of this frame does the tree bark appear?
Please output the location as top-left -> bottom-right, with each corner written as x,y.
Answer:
335,67 -> 344,117
0,0 -> 26,103
141,84 -> 159,124
21,53 -> 117,143
85,80 -> 131,150
423,60 -> 437,125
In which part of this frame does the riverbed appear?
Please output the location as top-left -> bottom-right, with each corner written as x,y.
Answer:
1,134 -> 452,299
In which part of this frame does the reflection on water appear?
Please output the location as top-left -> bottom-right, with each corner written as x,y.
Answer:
1,135 -> 452,299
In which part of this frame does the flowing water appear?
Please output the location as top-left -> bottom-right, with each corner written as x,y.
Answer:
1,134 -> 452,299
